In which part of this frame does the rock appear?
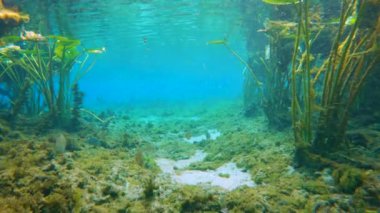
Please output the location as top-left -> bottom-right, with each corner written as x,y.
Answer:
0,124 -> 10,136
8,131 -> 21,139
121,133 -> 141,149
102,184 -> 119,198
321,168 -> 335,185
360,172 -> 380,208
86,137 -> 109,148
332,167 -> 363,193
66,138 -> 81,151
43,163 -> 58,172
91,206 -> 109,213
54,134 -> 67,153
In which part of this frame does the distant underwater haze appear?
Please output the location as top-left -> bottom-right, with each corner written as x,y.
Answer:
8,0 -> 249,105
81,37 -> 246,106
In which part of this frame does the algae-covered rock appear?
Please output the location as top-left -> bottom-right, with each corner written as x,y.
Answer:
358,171 -> 380,208
0,121 -> 10,137
66,138 -> 82,151
121,133 -> 141,149
302,180 -> 331,194
54,134 -> 67,154
102,184 -> 120,199
225,188 -> 269,212
305,194 -> 361,212
72,188 -> 85,212
333,167 -> 363,193
143,176 -> 158,199
156,141 -> 197,160
180,191 -> 220,211
91,205 -> 110,213
41,193 -> 70,212
86,136 -> 109,148
165,186 -> 221,212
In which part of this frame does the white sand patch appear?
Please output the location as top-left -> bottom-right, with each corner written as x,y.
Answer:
156,150 -> 255,191
184,129 -> 221,143
208,129 -> 221,140
138,116 -> 201,123
156,150 -> 207,173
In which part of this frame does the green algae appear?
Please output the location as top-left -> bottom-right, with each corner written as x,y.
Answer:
333,167 -> 364,193
0,102 -> 378,211
156,141 -> 198,160
165,185 -> 221,212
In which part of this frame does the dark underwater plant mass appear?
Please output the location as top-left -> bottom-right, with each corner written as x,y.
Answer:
0,0 -> 379,212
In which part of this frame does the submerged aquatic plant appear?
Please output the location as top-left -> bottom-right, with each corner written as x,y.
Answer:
263,0 -> 379,165
0,33 -> 102,128
208,39 -> 263,88
70,83 -> 84,131
287,0 -> 380,157
254,4 -> 300,129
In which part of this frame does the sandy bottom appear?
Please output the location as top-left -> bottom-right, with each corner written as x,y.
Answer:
184,129 -> 222,143
156,150 -> 255,191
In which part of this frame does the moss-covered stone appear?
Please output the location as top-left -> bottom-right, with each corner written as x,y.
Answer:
333,167 -> 363,193
225,188 -> 270,212
42,193 -> 70,212
302,180 -> 331,194
156,141 -> 197,160
178,186 -> 221,212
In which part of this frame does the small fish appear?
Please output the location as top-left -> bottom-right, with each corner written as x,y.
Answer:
262,0 -> 300,5
0,44 -> 20,53
257,28 -> 268,33
265,45 -> 270,60
207,39 -> 227,45
20,30 -> 45,41
86,47 -> 106,54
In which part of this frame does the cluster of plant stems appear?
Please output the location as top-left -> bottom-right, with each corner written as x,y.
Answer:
0,5 -> 100,130
290,0 -> 379,156
229,0 -> 379,164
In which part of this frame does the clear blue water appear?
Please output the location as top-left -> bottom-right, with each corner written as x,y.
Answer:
27,0 -> 249,106
1,1 -> 380,211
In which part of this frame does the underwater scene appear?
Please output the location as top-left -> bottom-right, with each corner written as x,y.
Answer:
0,0 -> 379,212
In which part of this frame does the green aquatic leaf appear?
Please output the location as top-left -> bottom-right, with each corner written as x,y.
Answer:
49,35 -> 81,48
0,36 -> 22,44
262,0 -> 299,5
54,43 -> 80,59
49,35 -> 81,59
20,49 -> 37,55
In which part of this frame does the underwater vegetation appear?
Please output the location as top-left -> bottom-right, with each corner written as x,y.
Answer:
228,0 -> 379,161
285,0 -> 380,158
209,0 -> 380,209
0,6 -> 103,130
0,0 -> 379,211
